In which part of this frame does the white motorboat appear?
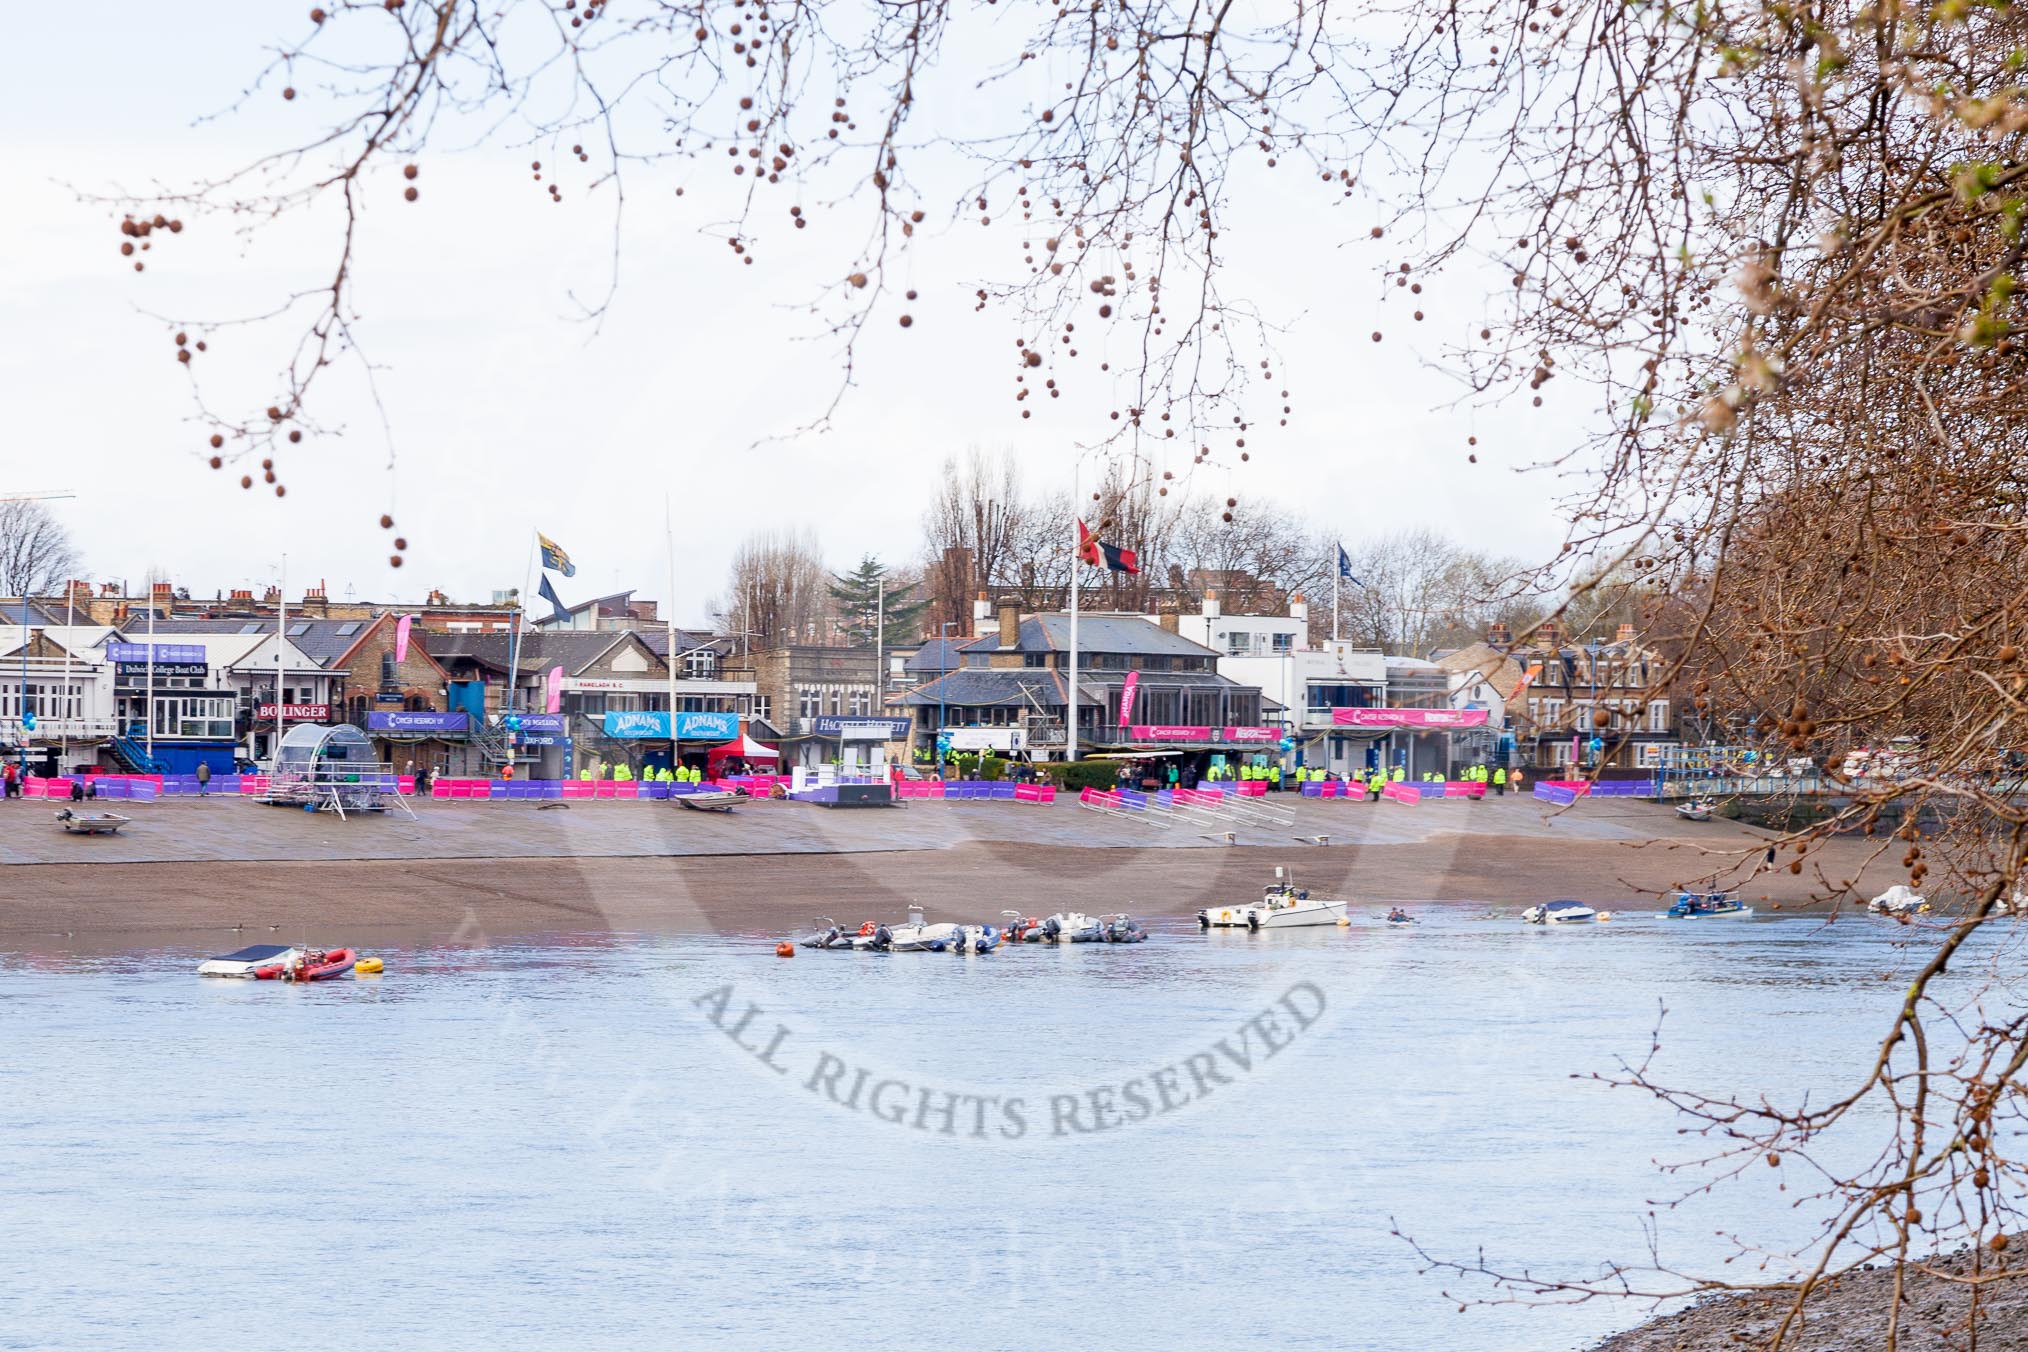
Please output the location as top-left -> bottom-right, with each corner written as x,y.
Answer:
1521,900 -> 1611,925
799,917 -> 887,950
1665,891 -> 1754,919
886,906 -> 966,952
1198,868 -> 1350,930
1675,800 -> 1714,823
1024,911 -> 1105,943
197,944 -> 305,978
1868,885 -> 1929,917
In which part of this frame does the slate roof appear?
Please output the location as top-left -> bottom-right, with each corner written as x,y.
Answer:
897,668 -> 1068,708
426,629 -> 651,678
136,616 -> 373,668
0,601 -> 64,626
904,636 -> 984,673
966,613 -> 1218,659
637,627 -> 733,660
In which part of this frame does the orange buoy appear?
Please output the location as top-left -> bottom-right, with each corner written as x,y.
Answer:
775,941 -> 795,958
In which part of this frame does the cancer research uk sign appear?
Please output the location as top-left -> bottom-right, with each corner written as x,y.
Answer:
601,710 -> 741,740
365,710 -> 471,734
1329,708 -> 1490,729
106,642 -> 207,665
1127,725 -> 1284,743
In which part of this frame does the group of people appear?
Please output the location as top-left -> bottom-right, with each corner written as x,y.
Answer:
1203,761 -> 1286,789
570,763 -> 707,784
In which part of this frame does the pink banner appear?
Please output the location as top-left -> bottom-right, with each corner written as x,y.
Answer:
1331,708 -> 1489,729
394,614 -> 413,664
546,665 -> 563,714
1117,671 -> 1140,728
1222,726 -> 1280,743
1126,725 -> 1283,742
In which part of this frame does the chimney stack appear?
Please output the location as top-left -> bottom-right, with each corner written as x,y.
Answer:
1289,593 -> 1308,627
229,588 -> 254,603
1486,621 -> 1511,647
1615,622 -> 1637,644
1202,588 -> 1221,619
972,591 -> 992,638
263,586 -> 282,604
997,601 -> 1020,651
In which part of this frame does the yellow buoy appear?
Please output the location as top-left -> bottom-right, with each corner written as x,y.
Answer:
354,956 -> 385,975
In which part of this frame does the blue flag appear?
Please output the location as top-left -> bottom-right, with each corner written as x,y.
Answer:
538,533 -> 576,577
537,574 -> 572,624
1337,544 -> 1364,587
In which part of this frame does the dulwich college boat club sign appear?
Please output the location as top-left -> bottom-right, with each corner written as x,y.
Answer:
1329,708 -> 1490,729
1126,726 -> 1283,743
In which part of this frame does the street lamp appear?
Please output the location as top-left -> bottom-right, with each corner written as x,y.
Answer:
937,620 -> 957,770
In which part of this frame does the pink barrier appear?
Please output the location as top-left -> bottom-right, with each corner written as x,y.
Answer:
561,782 -> 595,799
1383,782 -> 1421,805
613,783 -> 639,799
593,782 -> 617,799
1544,780 -> 1593,796
1235,781 -> 1267,797
1013,783 -> 1056,803
1442,782 -> 1488,798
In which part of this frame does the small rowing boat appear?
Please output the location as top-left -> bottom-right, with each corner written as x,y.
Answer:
677,791 -> 743,813
1666,891 -> 1753,920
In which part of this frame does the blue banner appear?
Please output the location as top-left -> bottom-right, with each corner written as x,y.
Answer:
601,710 -> 741,740
813,716 -> 912,739
501,712 -> 566,734
106,642 -> 208,665
366,711 -> 471,734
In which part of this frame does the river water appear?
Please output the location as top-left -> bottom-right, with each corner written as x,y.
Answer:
2,908 -> 2017,1350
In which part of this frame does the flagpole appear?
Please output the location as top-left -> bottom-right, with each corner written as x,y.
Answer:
1333,543 -> 1340,643
665,498 -> 679,774
274,554 -> 286,771
1068,459 -> 1080,764
506,530 -> 538,719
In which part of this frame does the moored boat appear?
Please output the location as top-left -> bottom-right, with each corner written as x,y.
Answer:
1868,885 -> 1928,917
1675,800 -> 1714,823
1100,914 -> 1149,944
252,948 -> 358,981
885,906 -> 964,952
1666,891 -> 1753,920
198,944 -> 304,979
1198,868 -> 1349,930
1520,900 -> 1609,925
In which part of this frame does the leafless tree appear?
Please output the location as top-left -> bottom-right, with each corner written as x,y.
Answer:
921,449 -> 1028,633
714,526 -> 826,647
0,501 -> 82,599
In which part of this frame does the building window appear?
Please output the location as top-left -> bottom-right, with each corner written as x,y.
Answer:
1648,699 -> 1670,733
1541,698 -> 1565,728
752,695 -> 771,723
1271,632 -> 1294,653
799,687 -> 821,719
685,650 -> 716,679
848,688 -> 870,716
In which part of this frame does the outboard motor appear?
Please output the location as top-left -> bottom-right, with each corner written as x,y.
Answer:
870,924 -> 893,952
1041,916 -> 1062,943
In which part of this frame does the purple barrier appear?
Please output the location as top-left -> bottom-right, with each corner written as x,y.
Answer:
989,782 -> 1017,800
1534,783 -> 1579,806
1585,779 -> 1657,798
1118,789 -> 1151,809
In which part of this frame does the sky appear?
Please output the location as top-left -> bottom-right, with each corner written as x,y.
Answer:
0,4 -> 1590,625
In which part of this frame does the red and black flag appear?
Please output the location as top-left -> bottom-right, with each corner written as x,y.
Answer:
1077,519 -> 1139,574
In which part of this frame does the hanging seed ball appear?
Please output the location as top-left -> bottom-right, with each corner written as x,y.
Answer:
1240,452 -> 1250,462
1371,332 -> 1382,342
121,242 -> 135,257
1469,454 -> 1477,463
261,457 -> 274,469
264,471 -> 277,484
403,163 -> 418,180
208,456 -> 223,470
195,341 -> 206,351
404,186 -> 419,202
1369,227 -> 1383,238
898,314 -> 913,328
288,429 -> 303,444
310,6 -> 326,20
1226,497 -> 1237,507
2000,645 -> 2020,662
176,331 -> 188,346
240,475 -> 254,489
274,484 -> 287,497
283,87 -> 297,101
1221,511 -> 1234,523
177,350 -> 192,364
848,272 -> 867,288
1766,1153 -> 1780,1167
905,289 -> 918,301
1993,1233 -> 2012,1253
1468,436 -> 1478,445
379,514 -> 394,529
393,536 -> 409,550
266,406 -> 283,421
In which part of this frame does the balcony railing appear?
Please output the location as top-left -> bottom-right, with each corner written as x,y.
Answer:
0,717 -> 121,742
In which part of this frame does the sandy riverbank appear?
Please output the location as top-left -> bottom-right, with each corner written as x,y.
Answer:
0,799 -> 1902,944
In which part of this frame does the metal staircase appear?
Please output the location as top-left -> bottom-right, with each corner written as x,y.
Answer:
109,733 -> 166,774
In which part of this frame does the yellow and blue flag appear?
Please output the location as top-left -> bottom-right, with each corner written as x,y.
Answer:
538,533 -> 576,577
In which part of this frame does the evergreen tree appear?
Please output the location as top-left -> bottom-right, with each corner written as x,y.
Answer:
827,555 -> 926,648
